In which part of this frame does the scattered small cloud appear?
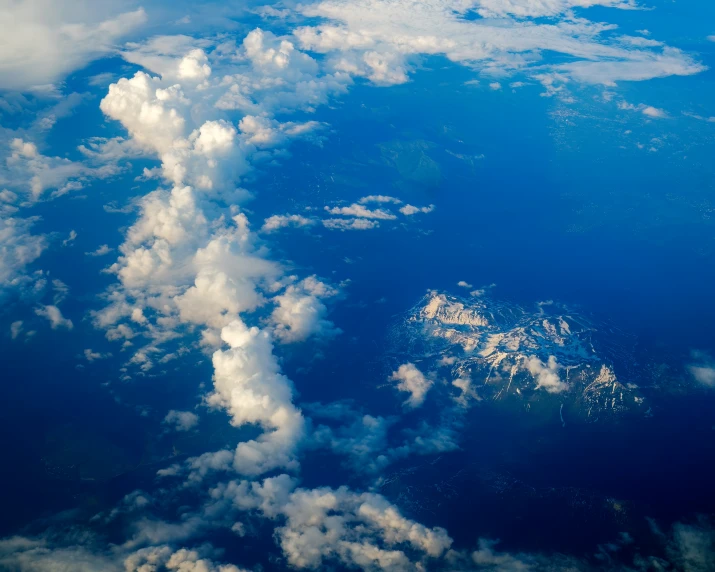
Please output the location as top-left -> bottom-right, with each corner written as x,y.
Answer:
10,321 -> 23,340
261,214 -> 316,233
642,106 -> 668,119
358,195 -> 401,205
399,204 -> 434,216
688,351 -> 715,387
323,218 -> 379,231
526,356 -> 568,393
35,304 -> 73,330
85,244 -> 113,257
389,363 -> 433,408
84,349 -> 112,362
163,409 -> 199,431
324,204 -> 397,220
61,230 -> 77,246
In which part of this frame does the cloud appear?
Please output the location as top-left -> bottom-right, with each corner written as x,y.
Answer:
215,474 -> 453,570
35,304 -> 73,330
84,349 -> 111,362
642,105 -> 668,118
389,363 -> 433,408
294,0 -> 704,90
62,230 -> 77,246
52,279 -> 69,304
525,355 -> 569,393
2,138 -> 120,201
0,216 -> 46,291
10,321 -> 23,340
474,0 -> 638,18
270,276 -> 340,343
0,2 -> 147,91
163,409 -> 199,432
85,244 -> 113,257
261,214 -> 316,233
457,280 -> 472,288
358,195 -> 401,204
204,320 -> 306,475
322,218 -> 380,231
324,203 -> 397,219
0,537 -> 123,572
0,535 -> 246,572
618,100 -> 669,118
688,351 -> 715,388
399,204 -> 434,216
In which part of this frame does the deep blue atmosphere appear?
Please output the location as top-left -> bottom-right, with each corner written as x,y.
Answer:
1,1 -> 715,570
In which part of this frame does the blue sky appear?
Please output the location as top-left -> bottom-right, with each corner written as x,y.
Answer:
1,1 -> 715,570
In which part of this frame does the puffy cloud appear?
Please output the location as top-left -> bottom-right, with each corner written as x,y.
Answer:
261,214 -> 317,233
214,28 -> 351,114
84,349 -> 111,362
389,363 -> 433,408
35,304 -> 73,330
525,355 -> 569,393
324,203 -> 397,219
0,1 -> 146,91
215,474 -> 452,570
270,277 -> 340,343
205,320 -> 306,475
457,280 -> 472,289
642,105 -> 668,118
399,204 -> 434,216
163,410 -> 200,432
618,100 -> 669,118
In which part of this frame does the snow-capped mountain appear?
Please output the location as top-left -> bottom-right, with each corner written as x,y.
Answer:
388,291 -> 650,422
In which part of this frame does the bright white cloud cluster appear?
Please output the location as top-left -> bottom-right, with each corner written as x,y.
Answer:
270,276 -> 340,343
214,473 -> 453,570
293,0 -> 703,91
205,320 -> 306,475
83,29 -> 354,486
